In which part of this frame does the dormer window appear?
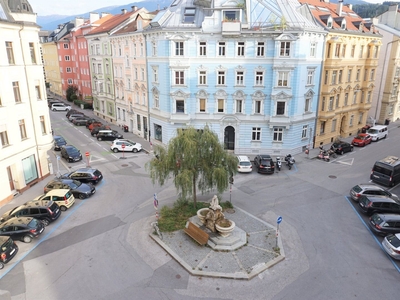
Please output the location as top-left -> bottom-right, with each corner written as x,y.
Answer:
327,16 -> 333,28
341,19 -> 346,30
223,10 -> 239,22
183,7 -> 196,23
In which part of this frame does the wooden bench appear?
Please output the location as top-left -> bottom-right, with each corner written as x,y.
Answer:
184,221 -> 209,246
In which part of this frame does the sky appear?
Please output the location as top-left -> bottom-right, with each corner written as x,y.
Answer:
28,0 -> 143,16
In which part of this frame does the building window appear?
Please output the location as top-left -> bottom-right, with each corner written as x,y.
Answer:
252,127 -> 261,141
324,71 -> 328,84
351,45 -> 355,57
347,69 -> 352,82
338,70 -> 343,83
63,43 -> 69,49
65,56 -> 70,61
370,69 -> 375,81
331,119 -> 337,132
29,43 -> 37,64
356,69 -> 360,81
176,100 -> 185,113
237,42 -> 245,56
175,71 -> 184,85
335,94 -> 340,108
152,42 -> 157,56
153,68 -> 158,83
255,71 -> 264,86
141,68 -> 145,80
326,44 -> 331,58
35,86 -> 41,100
341,44 -> 346,57
280,42 -> 290,57
276,101 -> 285,115
349,115 -> 354,126
199,98 -> 206,112
183,7 -> 196,23
307,70 -> 314,85
331,71 -> 337,85
236,71 -> 244,85
217,71 -> 226,85
389,104 -> 394,115
254,100 -> 262,114
273,127 -> 283,142
6,41 -> 15,64
218,42 -> 226,56
352,92 -> 357,104
321,97 -> 326,111
335,44 -> 340,57
40,116 -> 46,135
367,91 -> 372,102
199,71 -> 207,85
344,93 -> 349,106
19,119 -> 27,139
217,99 -> 224,112
305,98 -> 311,112
302,125 -> 307,138
0,131 -> 9,146
360,91 -> 365,103
257,42 -> 265,57
364,69 -> 368,81
277,71 -> 289,87
320,121 -> 325,134
67,79 -> 73,84
66,67 -> 72,73
154,124 -> 162,142
137,115 -> 141,131
329,96 -> 334,111
154,93 -> 159,108
374,46 -> 379,58
13,81 -> 21,103
359,45 -> 364,58
175,42 -> 184,56
358,113 -> 363,124
199,41 -> 207,56
310,42 -> 316,57
235,100 -> 243,113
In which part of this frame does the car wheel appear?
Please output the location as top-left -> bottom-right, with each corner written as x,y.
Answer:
97,137 -> 102,141
0,263 -> 4,270
78,194 -> 86,200
112,148 -> 119,153
22,235 -> 32,243
133,148 -> 138,153
340,150 -> 344,155
52,108 -> 56,111
41,219 -> 50,226
350,147 -> 354,152
384,134 -> 387,139
60,206 -> 67,211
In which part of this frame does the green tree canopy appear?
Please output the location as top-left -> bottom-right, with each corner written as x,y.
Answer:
146,126 -> 238,207
66,85 -> 78,102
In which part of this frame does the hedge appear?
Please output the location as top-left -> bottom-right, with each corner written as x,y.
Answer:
73,100 -> 93,109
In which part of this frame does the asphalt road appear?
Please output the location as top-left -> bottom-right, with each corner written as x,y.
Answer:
0,110 -> 399,300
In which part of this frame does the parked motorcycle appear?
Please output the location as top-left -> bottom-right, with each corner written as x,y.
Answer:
317,146 -> 330,162
328,146 -> 338,158
276,157 -> 282,171
284,154 -> 295,170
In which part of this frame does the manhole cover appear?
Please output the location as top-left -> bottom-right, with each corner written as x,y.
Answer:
176,274 -> 181,279
121,164 -> 129,167
329,175 -> 337,179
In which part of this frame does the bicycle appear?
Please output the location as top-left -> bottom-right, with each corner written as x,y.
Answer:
151,221 -> 163,240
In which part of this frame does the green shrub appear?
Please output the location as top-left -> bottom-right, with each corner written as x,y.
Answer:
73,100 -> 93,109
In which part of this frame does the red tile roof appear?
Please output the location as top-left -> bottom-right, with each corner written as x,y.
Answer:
87,10 -> 137,35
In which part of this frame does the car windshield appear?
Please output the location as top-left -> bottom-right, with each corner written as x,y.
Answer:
368,129 -> 378,134
28,218 -> 39,229
68,148 -> 79,155
71,180 -> 82,188
352,185 -> 362,193
355,135 -> 364,140
387,234 -> 400,247
371,214 -> 382,224
1,238 -> 12,251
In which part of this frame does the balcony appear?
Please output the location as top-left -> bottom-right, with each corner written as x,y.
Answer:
318,109 -> 337,119
222,21 -> 241,35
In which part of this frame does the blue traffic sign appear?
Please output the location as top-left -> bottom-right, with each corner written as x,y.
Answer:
277,216 -> 282,224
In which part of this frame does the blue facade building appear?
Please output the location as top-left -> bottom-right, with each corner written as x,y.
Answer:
144,0 -> 326,155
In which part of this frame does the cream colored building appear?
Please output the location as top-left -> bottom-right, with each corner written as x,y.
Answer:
373,5 -> 400,124
0,0 -> 53,205
41,41 -> 62,96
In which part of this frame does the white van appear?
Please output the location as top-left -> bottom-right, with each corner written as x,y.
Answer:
367,125 -> 388,141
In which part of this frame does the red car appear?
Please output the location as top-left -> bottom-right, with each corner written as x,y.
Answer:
352,133 -> 372,147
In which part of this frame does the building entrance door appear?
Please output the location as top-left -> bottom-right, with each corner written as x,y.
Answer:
224,126 -> 235,150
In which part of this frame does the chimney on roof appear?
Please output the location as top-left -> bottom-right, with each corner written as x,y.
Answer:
346,4 -> 352,11
90,12 -> 99,24
131,6 -> 138,11
101,12 -> 110,18
75,17 -> 84,27
122,9 -> 127,14
336,0 -> 343,16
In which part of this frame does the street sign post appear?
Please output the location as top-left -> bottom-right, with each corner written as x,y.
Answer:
120,143 -> 126,159
85,152 -> 90,168
276,216 -> 282,248
56,155 -> 61,177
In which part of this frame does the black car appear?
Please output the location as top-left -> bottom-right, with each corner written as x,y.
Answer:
358,195 -> 400,216
0,217 -> 45,243
60,145 -> 83,162
0,236 -> 18,269
97,131 -> 123,141
61,168 -> 103,185
44,178 -> 96,199
73,116 -> 93,126
53,135 -> 67,151
0,200 -> 61,226
369,213 -> 400,236
66,109 -> 79,118
91,126 -> 110,137
48,99 -> 62,108
331,141 -> 354,155
253,154 -> 275,174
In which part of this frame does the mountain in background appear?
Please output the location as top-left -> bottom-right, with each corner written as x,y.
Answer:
37,0 -> 171,30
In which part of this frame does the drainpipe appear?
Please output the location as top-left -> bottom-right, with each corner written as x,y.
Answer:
144,33 -> 151,143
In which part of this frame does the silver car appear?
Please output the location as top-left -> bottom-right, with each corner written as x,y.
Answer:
382,233 -> 400,260
349,183 -> 398,202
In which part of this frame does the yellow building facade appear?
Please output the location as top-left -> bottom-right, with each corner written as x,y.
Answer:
41,42 -> 62,96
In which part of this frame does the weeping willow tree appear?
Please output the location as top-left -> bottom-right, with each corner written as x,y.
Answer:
146,126 -> 238,208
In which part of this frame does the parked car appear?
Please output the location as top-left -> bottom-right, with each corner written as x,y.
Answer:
351,133 -> 372,147
90,125 -> 111,136
110,139 -> 142,153
0,200 -> 61,226
358,195 -> 400,216
369,213 -> 400,236
72,116 -> 92,126
350,184 -> 399,202
60,145 -> 82,163
253,154 -> 275,174
66,109 -> 79,118
53,135 -> 67,151
0,236 -> 18,269
61,168 -> 103,185
51,103 -> 71,111
48,100 -> 62,108
68,113 -> 85,122
44,178 -> 96,199
88,122 -> 103,131
97,131 -> 123,141
368,125 -> 388,141
237,156 -> 252,173
331,141 -> 353,155
34,189 -> 75,211
0,217 -> 45,243
382,233 -> 400,260
86,119 -> 100,129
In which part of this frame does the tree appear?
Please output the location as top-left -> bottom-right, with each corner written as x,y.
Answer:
146,126 -> 238,208
66,85 -> 78,102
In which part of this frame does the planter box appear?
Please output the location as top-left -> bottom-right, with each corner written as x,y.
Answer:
222,22 -> 241,35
